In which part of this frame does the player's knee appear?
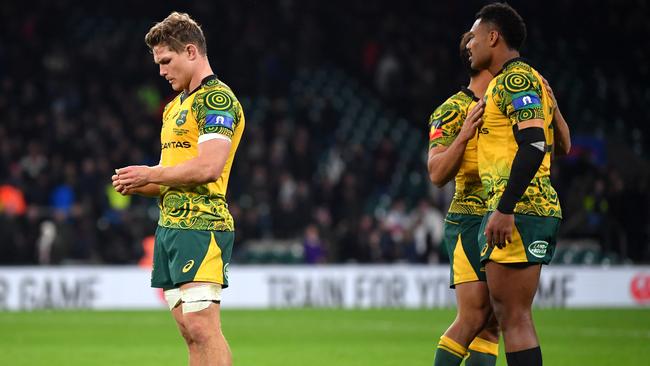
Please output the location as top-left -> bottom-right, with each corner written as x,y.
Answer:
498,309 -> 533,330
184,317 -> 213,344
178,325 -> 195,346
180,284 -> 222,342
458,309 -> 490,334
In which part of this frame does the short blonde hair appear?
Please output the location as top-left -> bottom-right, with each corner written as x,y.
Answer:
145,12 -> 207,55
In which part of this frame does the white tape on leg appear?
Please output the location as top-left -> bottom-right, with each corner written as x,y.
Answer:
163,288 -> 182,310
181,284 -> 222,314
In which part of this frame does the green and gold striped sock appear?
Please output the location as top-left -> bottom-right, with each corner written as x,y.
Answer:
465,337 -> 498,366
433,335 -> 467,366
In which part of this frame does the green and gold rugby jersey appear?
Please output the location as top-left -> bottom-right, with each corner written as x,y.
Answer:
478,58 -> 561,218
428,87 -> 486,216
158,75 -> 245,231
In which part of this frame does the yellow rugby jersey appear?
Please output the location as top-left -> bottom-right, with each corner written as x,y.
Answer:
158,75 -> 245,231
428,87 -> 486,216
478,58 -> 561,218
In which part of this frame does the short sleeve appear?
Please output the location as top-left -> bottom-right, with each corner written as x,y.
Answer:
495,72 -> 545,126
428,102 -> 464,150
194,89 -> 239,143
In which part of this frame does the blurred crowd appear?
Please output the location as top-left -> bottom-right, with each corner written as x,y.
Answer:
0,0 -> 648,265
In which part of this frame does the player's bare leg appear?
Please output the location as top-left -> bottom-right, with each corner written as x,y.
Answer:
171,304 -> 201,365
475,313 -> 499,344
486,261 -> 542,364
464,313 -> 500,366
172,282 -> 232,366
434,281 -> 499,365
442,281 -> 493,345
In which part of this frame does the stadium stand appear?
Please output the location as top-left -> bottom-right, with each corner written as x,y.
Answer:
0,0 -> 648,265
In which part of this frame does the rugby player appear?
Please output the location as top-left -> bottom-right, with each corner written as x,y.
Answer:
428,32 -> 499,366
112,12 -> 244,366
466,3 -> 568,365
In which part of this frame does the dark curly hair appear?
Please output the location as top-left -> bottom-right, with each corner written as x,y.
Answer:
476,2 -> 526,51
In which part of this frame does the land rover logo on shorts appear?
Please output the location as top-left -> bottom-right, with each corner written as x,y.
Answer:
224,263 -> 229,282
528,241 -> 549,258
182,259 -> 195,273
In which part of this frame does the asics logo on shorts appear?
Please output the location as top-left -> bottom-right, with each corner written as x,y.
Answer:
182,260 -> 195,273
480,243 -> 489,256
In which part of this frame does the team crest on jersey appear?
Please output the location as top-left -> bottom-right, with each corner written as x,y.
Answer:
528,240 -> 549,258
176,110 -> 188,126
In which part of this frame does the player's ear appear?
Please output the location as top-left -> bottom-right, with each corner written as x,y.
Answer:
186,44 -> 198,60
488,30 -> 499,47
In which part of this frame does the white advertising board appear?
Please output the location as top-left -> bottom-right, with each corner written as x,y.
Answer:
0,265 -> 648,311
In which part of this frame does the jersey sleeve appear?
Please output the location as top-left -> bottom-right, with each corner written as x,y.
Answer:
494,71 -> 545,126
428,101 -> 464,150
193,88 -> 240,143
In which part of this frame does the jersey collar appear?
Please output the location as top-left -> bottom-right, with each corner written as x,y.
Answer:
495,57 -> 529,77
180,74 -> 218,103
460,86 -> 479,102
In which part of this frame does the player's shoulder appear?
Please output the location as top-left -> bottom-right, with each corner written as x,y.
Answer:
429,90 -> 472,126
495,59 -> 540,93
201,78 -> 239,101
193,78 -> 241,112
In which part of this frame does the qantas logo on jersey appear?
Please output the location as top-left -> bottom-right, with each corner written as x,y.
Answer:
161,141 -> 191,150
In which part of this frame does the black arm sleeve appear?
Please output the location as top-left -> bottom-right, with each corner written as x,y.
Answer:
497,127 -> 546,214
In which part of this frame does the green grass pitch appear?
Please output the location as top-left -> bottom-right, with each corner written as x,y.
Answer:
1,309 -> 649,365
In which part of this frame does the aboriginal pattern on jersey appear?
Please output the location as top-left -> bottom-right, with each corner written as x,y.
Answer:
158,78 -> 244,231
428,90 -> 486,216
479,59 -> 561,218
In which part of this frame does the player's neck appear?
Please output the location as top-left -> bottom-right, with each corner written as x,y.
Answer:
489,49 -> 520,76
185,62 -> 215,94
468,70 -> 492,99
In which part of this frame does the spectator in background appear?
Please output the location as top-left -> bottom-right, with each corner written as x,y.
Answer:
303,224 -> 327,264
0,0 -> 647,265
410,198 -> 444,263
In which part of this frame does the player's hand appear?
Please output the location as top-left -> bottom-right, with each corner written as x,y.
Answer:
457,99 -> 485,143
112,173 -> 133,195
541,76 -> 558,112
111,174 -> 128,196
115,165 -> 152,190
484,209 -> 514,249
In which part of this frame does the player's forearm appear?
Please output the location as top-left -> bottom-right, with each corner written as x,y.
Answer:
497,127 -> 546,214
552,107 -> 571,156
427,139 -> 468,187
149,158 -> 224,187
132,183 -> 162,197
